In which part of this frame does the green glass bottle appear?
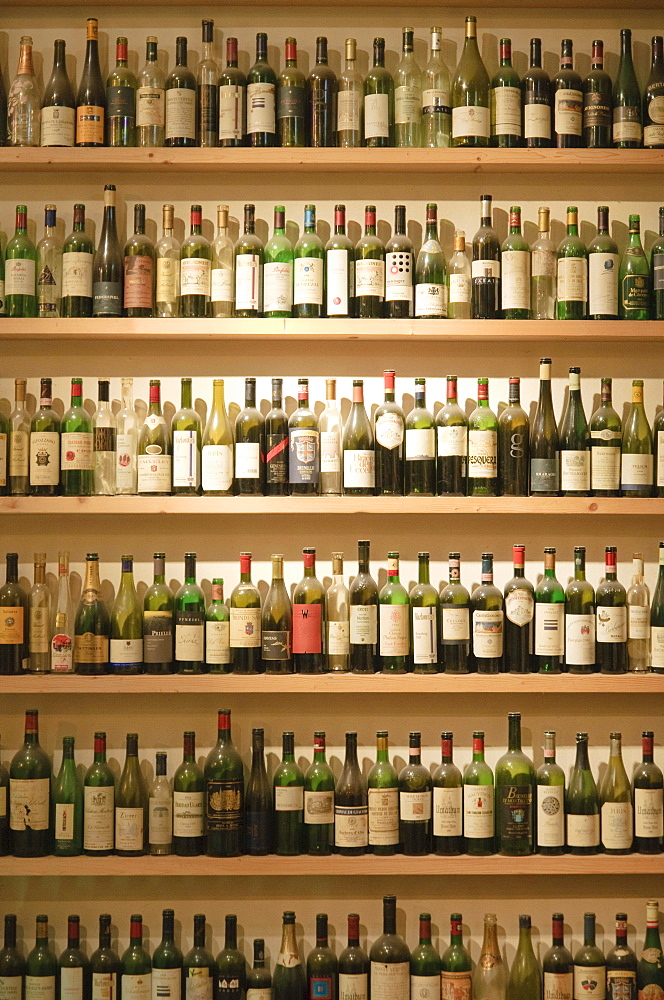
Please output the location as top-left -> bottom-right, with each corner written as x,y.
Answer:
165,36 -> 196,147
557,207 -> 588,319
411,913 -> 442,997
339,915 -> 369,1000
175,552 -> 206,675
590,378 -> 622,497
73,553 -> 110,676
499,378 -> 530,497
490,39 -> 521,148
273,731 -> 304,856
288,378 -> 319,496
172,377 -> 202,495
543,915 -> 573,1000
508,915 -> 541,1000
334,731 -> 368,858
60,203 -> 94,317
463,731 -> 494,855
495,712 -> 535,855
503,544 -> 535,674
293,204 -> 324,318
343,379 -> 375,496
350,539 -> 379,674
274,912 -> 307,1000
436,375 -> 468,496
234,205 -> 264,317
379,551 -> 410,674
613,29 -> 643,148
441,915 -> 473,999
262,554 -> 293,675
364,37 -> 394,147
567,732 -> 600,855
440,553 -> 471,673
410,551 -> 439,673
468,377 -> 498,496
5,205 -> 37,317
292,547 -> 325,674
235,378 -> 265,495
599,731 -> 633,855
405,378 -> 436,495
534,547 -> 565,673
206,578 -> 230,674
90,914 -> 121,1000
530,358 -> 560,497
415,203 -> 447,319
325,205 -> 354,318
583,41 -> 612,149
248,939 -> 272,998
29,376 -> 60,498
264,206 -> 294,318
370,895 -> 410,998
183,914 -> 216,994
173,730 -> 205,856
652,543 -> 664,673
470,553 -> 504,674
121,915 -> 152,997
355,205 -> 385,318
588,206 -> 619,319
622,380 -> 654,497
52,735 -> 83,856
247,33 -> 276,147
633,730 -> 664,853
115,732 -> 148,857
399,731 -> 432,856
367,730 -> 399,856
204,709 -> 244,857
652,207 -> 664,320
638,901 -> 664,1000
0,742 -> 9,856
0,914 -> 26,997
144,553 -> 174,674
596,547 -> 628,674
501,208 -> 531,322
25,914 -> 57,1000
304,732 -> 335,856
620,215 -> 651,319
452,16 -> 490,147
180,206 -> 212,319
536,731 -> 566,856
433,732 -> 463,856
564,546 -> 596,674
110,555 -> 143,675
123,203 -> 154,317
105,36 -> 136,145
61,377 -> 93,497
152,909 -> 182,1000
307,36 -> 337,148
216,913 -> 247,998
245,727 -> 272,856
83,731 -> 115,857
230,551 -> 263,674
307,914 -> 338,999
10,708 -> 52,857
277,39 -> 306,147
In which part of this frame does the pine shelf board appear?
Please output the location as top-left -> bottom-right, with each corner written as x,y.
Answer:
3,318 -> 664,342
1,496 -> 663,516
13,0 -> 664,6
1,148 -> 663,175
0,854 -> 662,877
0,673 -> 662,695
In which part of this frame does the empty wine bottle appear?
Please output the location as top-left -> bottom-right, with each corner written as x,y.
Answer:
173,730 -> 205,857
596,547 -> 628,674
273,731 -> 304,856
463,731 -> 494,855
370,896 -> 409,1000
411,913 -> 442,999
470,553 -> 504,674
567,732 -> 600,855
247,939 -> 272,998
441,914 -> 473,1000
433,732 -> 463,856
367,730 -> 399,856
204,709 -> 244,858
25,914 -> 57,1000
495,712 -> 535,856
599,731 -> 633,855
10,709 -> 51,857
89,914 -> 121,1000
440,554 -> 471,673
53,735 -> 83,856
216,914 -> 247,998
292,548 -> 325,673
374,370 -> 405,496
632,730 -> 664,854
304,732 -> 335,856
306,914 -> 338,998
536,731 -> 566,856
335,731 -> 368,856
339,914 -> 369,1000
245,727 -> 272,856
151,908 -> 182,1000
503,544 -> 534,673
120,915 -> 152,998
543,915 -> 573,1000
350,540 -> 378,674
606,913 -> 637,1000
0,914 -> 26,997
509,915 -> 541,1000
399,732 -> 432,856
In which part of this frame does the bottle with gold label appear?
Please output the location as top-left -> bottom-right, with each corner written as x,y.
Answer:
75,18 -> 105,147
73,553 -> 110,675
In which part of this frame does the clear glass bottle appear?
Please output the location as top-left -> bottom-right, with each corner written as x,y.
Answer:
211,204 -> 234,318
627,553 -> 650,673
337,38 -> 363,148
8,36 -> 41,146
93,378 -> 116,496
197,19 -> 218,148
155,204 -> 181,318
36,205 -> 63,317
28,552 -> 51,673
422,27 -> 451,148
136,36 -> 165,147
319,378 -> 342,495
394,27 -> 422,148
9,377 -> 30,496
474,913 -> 507,1000
530,207 -> 556,320
326,552 -> 350,672
51,551 -> 74,674
447,230 -> 471,319
148,751 -> 172,855
115,377 -> 139,495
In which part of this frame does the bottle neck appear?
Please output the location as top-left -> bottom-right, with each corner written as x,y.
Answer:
508,716 -> 522,752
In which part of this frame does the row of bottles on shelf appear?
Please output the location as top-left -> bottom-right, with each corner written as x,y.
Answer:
2,902 -> 663,1000
3,19 -> 664,150
3,541 -> 664,677
3,369 -> 664,499
3,196 -> 664,320
1,710 -> 662,859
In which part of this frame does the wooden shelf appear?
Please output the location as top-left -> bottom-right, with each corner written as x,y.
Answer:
1,148 -> 663,175
1,673 -> 662,695
1,854 -> 661,877
14,0 -> 663,7
3,318 -> 664,342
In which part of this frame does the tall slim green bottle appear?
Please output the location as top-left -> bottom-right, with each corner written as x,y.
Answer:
566,732 -> 600,855
638,901 -> 664,999
52,735 -> 83,856
304,732 -> 335,856
367,730 -> 399,856
620,215 -> 651,319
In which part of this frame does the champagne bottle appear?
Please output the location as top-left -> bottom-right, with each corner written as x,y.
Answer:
151,909 -> 182,998
405,378 -> 436,495
245,727 -> 273,856
219,37 -> 246,148
0,552 -> 28,675
441,914 -> 473,1000
433,732 -> 463,856
637,902 -> 664,1000
410,551 -> 439,673
74,553 -> 110,675
470,552 -> 504,674
262,554 -> 293,674
110,555 -> 143,674
379,551 -> 410,674
273,731 -> 304,856
613,29 -> 643,148
196,19 -> 218,148
411,913 -> 442,1000
204,709 -> 244,858
263,206 -> 294,319
567,732 -> 600,855
452,16 -> 490,147
565,545 -> 596,674
335,731 -> 368,856
508,915 -> 541,1000
436,375 -> 467,496
495,712 -> 535,856
415,203 -> 447,318
0,914 -> 25,996
273,912 -> 306,1000
25,914 -> 57,1000
622,380 -> 654,497
83,731 -> 115,857
248,939 -> 272,999
350,539 -> 378,673
36,205 -> 62,318
180,206 -> 212,319
553,39 -> 583,147
606,913 -> 637,1000
115,732 -> 148,857
474,913 -> 507,1000
530,358 -> 560,496
375,370 -> 405,496
337,39 -> 363,149
583,40 -> 613,148
105,36 -> 137,146
149,753 -> 172,853
588,206 -> 619,320
364,37 -> 394,148
5,205 -> 37,317
165,36 -> 196,146
247,33 -> 276,147
339,914 -> 369,1000
230,551 -> 262,674
293,206 -> 325,318
136,36 -> 165,148
10,709 -> 51,857
596,546 -> 628,674
41,39 -> 75,147
289,377 -> 319,493
399,731 -> 432,856
503,544 -> 534,673
304,732 -> 335,856
522,38 -> 552,148
557,207 -> 588,319
543,915 -> 573,1000
463,730 -> 494,855
52,735 -> 83,856
343,379 -> 375,495
620,215 -> 651,320
590,378 -> 622,496
173,731 -> 205,857
277,38 -> 306,147
76,19 -> 105,146
120,915 -> 152,998
367,730 -> 399,856
491,38 -> 521,148
534,548 -> 565,674
370,896 -> 410,1000
307,914 -> 338,998
599,731 -> 633,855
206,578 -> 230,674
385,204 -> 414,317
530,208 -> 556,319
307,36 -> 337,148
627,554 -> 651,673
633,730 -> 664,854
472,195 -> 501,319
183,914 -> 215,995
326,552 -> 350,672
123,203 -> 155,317
92,185 -> 123,318
536,731 -> 566,856
90,914 -> 121,1000
447,230 -> 472,319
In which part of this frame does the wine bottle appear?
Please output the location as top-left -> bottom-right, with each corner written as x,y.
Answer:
553,39 -> 583,147
247,33 -> 276,147
422,27 -> 451,149
41,39 -> 75,147
76,19 -> 105,147
206,579 -> 231,674
335,731 -> 369,857
109,555 -> 143,674
343,379 -> 375,495
399,731 -> 432,856
338,38 -> 363,149
339,914 -> 369,1000
436,375 -> 467,496
530,207 -> 556,320
620,215 -> 651,320
394,27 -> 422,148
410,551 -> 439,673
441,914 -> 473,1000
632,730 -> 664,854
522,38 -> 552,148
415,202 -> 447,318
498,378 -> 529,497
10,709 -> 51,857
196,19 -> 218,148
209,204 -> 234,318
148,752 -> 172,855
590,378 -> 622,496
638,902 -> 664,1000
204,708 -> 244,857
123,203 -> 155,318
173,552 -> 205,674
490,38 -> 521,148
292,547 -> 325,674
293,205 -> 324,318
0,745 -> 10,856
543,915 -> 573,1000
120,915 -> 152,997
440,553 -> 471,673
470,552 -> 504,673
375,370 -> 405,496
405,378 -> 436,495
83,731 -> 115,857
5,205 -> 37,317
557,207 -> 588,319
8,377 -> 29,497
90,914 -> 121,1000
530,358 -> 560,496
613,29 -> 642,148
463,730 -> 494,854
536,730 -> 566,856
411,913 -> 442,999
596,547 -> 628,674
645,36 -> 664,149
501,207 -> 531,319
509,915 -> 541,1000
433,732 -> 463,856
234,376 -> 264,494
383,205 -> 414,318
36,204 -> 62,317
307,36 -> 337,147
60,377 -> 93,497
564,545 -> 596,674
245,728 -> 273,856
262,554 -> 293,674
367,730 -> 399,856
318,378 -> 342,495
350,539 -> 378,673
622,380 -> 654,497
28,552 -> 50,674
230,551 -> 262,674
289,377 -> 319,494
263,378 -> 289,495
115,732 -> 148,857
183,914 -> 215,996
452,16 -> 490,147
533,547 -> 565,674
154,203 -> 180,318
588,206 -> 619,320
324,206 -> 354,318
304,732 -> 335,856
474,913 -> 507,1000
447,230 -> 472,319
273,731 -> 304,856
652,543 -> 664,674
379,551 -> 410,674
273,912 -> 307,1000
654,204 -> 664,313
355,205 -> 385,317
219,37 -> 246,147
599,731 -> 633,855
142,553 -> 174,674
171,377 -> 202,496
165,36 -> 196,146
137,380 -> 171,496
53,735 -> 83,856
180,205 -> 212,319
583,41 -> 613,148
263,206 -> 293,319
276,38 -> 305,147
326,552 -> 349,673
0,914 -> 25,995
136,36 -> 165,148
606,913 -> 637,1000
105,36 -> 137,146
627,554 -> 650,673
495,712 -> 535,856
92,185 -> 123,318
51,551 -> 74,674
468,377 -> 498,496
364,37 -> 394,148
151,909 -> 182,998
248,939 -> 272,999
200,379 -> 233,496
25,914 -> 57,1000
370,895 -> 410,999
0,552 -> 28,675
472,195 -> 501,319
503,544 -> 534,673
567,732 -> 600,855
92,378 -> 115,496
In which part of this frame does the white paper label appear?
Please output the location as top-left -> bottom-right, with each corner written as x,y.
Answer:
364,93 -> 390,139
293,257 -> 323,306
211,267 -> 234,304
230,607 -> 261,648
385,251 -> 413,301
379,603 -> 409,657
406,428 -> 435,460
411,976 -> 442,1000
219,84 -> 244,141
628,605 -> 650,640
0,976 -> 24,1000
337,90 -> 360,132
501,250 -> 530,310
591,446 -> 621,492
589,252 -> 619,316
557,257 -> 587,303
524,102 -> 551,139
535,602 -> 565,656
452,104 -> 490,139
25,976 -> 56,1000
114,805 -> 144,851
61,431 -> 93,471
235,254 -> 261,311
442,606 -> 469,642
658,431 -> 664,487
41,105 -> 76,145
437,425 -> 467,458
173,790 -> 204,837
652,625 -> 664,668
275,785 -> 304,812
136,86 -> 164,127
565,613 -> 596,666
137,453 -> 171,493
181,257 -> 211,298
532,248 -> 556,278
356,258 -> 385,297
566,812 -> 600,847
235,442 -> 260,479
6,258 -> 36,296
596,605 -> 627,643
350,604 -> 377,644
202,444 -> 233,492
574,966 -> 605,1000
463,784 -> 494,838
263,261 -> 293,313
468,430 -> 497,478
59,967 -> 83,1000
121,973 -> 151,1000
344,449 -> 375,489
537,783 -> 565,847
55,801 -> 76,840
621,452 -> 654,488
30,430 -> 60,486
449,272 -> 471,304
395,84 -> 420,124
172,430 -> 200,488
335,803 -> 369,847
326,248 -> 350,315
151,968 -> 181,999
10,777 -> 50,830
165,87 -> 196,140
412,607 -> 437,664
92,971 -> 117,1000
415,281 -> 447,317
505,589 -> 534,627
433,785 -> 462,837
472,609 -> 503,657
175,622 -> 204,661
601,801 -> 633,850
368,787 -> 399,845
304,789 -> 334,824
246,991 -> 271,1000
327,619 -> 350,656
555,88 -> 583,136
635,787 -> 664,838
340,972 -> 369,1000
375,412 -> 404,450
371,962 -> 409,1000
320,430 -> 341,473
492,85 -> 521,134
62,251 -> 93,298
206,619 -> 231,665
247,82 -> 275,134
84,784 -> 115,851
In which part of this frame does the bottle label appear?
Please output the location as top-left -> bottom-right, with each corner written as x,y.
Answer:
0,432 -> 6,485
5,257 -> 36,296
76,106 -> 104,144
344,449 -> 376,489
53,800 -> 75,841
289,428 -> 320,484
621,453 -> 654,490
368,787 -> 399,845
535,602 -> 565,656
292,603 -> 323,654
61,431 -> 94,471
304,789 -> 334,825
565,613 -> 596,665
468,430 -> 497,479
613,106 -> 642,143
442,606 -> 469,642
10,776 -> 50,830
498,783 -> 532,841
376,412 -> 404,450
206,778 -> 243,831
437,425 -> 467,458
121,974 -> 151,1000
394,84 -> 420,124
9,428 -> 29,478
379,603 -> 409,657
173,429 -> 200,488
93,280 -> 122,316
400,789 -> 431,822
531,456 -> 560,493
151,969 -> 180,999
149,795 -> 173,845
335,803 -> 369,847
0,976 -> 23,1000
51,635 -> 74,674
554,89 -> 583,136
412,606 -> 437,664
326,247 -> 350,315
652,625 -> 664,668
472,609 -> 503,657
501,250 -> 530,310
275,785 -> 304,812
84,784 -> 115,851
433,784 -> 462,837
156,257 -> 178,305
364,93 -> 390,139
143,611 -> 173,665
532,248 -> 557,278
124,255 -> 154,309
293,257 -> 324,306
601,801 -> 633,850
339,972 -> 368,1000
566,812 -> 600,848
109,636 -> 143,667
308,984 -> 334,1000
230,607 -> 261,648
94,426 -> 116,457
276,83 -> 305,121
25,976 -> 56,1000
591,445 -> 621,492
235,441 -> 260,479
524,101 -> 551,140
350,604 -> 377,645
114,805 -> 144,851
356,257 -> 385,298
236,253 -> 261,308
267,432 -> 289,483
246,990 -> 271,1000
621,274 -> 650,314
536,783 -> 565,847
337,89 -> 360,132
262,629 -> 292,661
136,86 -> 165,127
206,619 -> 231,665
657,431 -> 664,488
30,604 -> 50,654
583,91 -> 611,130
92,971 -> 117,1000
371,962 -> 409,999
596,605 -> 627,643
219,84 -> 244,141
327,620 -> 350,656
557,257 -> 587,303
405,428 -> 435,460
440,970 -> 472,1000
181,257 -> 211,298
263,261 -> 293,313
41,105 -> 76,145
0,605 -> 24,645
385,251 -> 413,301
607,972 -> 636,1000
422,88 -> 450,114
545,973 -> 573,1000
74,631 -> 109,665
635,787 -> 663,838
452,104 -> 490,139
107,85 -> 135,120
645,121 -> 664,146
202,444 -> 233,492
492,85 -> 521,135
175,619 -> 204,661
463,783 -> 494,838
505,589 -> 534,627
654,252 -> 664,293
320,430 -> 341,473
171,789 -> 203,838
247,82 -> 276,134
449,272 -> 471,305
412,975 -> 442,1000
588,253 -> 619,315
628,604 -> 649,640
415,281 -> 447,317
211,266 -> 234,305
165,87 -> 196,140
